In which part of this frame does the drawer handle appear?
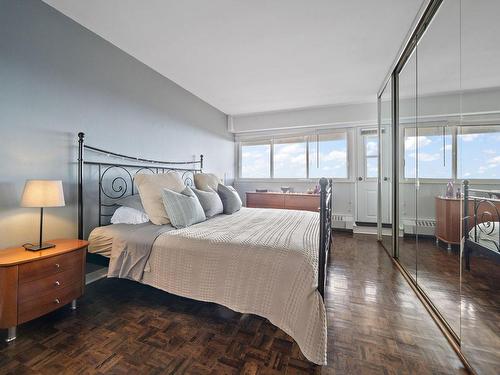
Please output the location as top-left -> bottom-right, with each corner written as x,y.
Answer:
54,281 -> 60,286
55,263 -> 60,269
54,298 -> 60,304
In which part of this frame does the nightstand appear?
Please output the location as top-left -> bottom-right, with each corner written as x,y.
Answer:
0,239 -> 88,342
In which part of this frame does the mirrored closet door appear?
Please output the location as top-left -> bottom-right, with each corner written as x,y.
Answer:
397,45 -> 417,280
414,0 -> 462,338
378,80 -> 392,252
378,0 -> 500,373
459,0 -> 500,373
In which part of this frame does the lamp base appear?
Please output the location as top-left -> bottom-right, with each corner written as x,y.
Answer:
24,243 -> 56,251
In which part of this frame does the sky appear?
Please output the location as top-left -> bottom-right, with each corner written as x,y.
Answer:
241,138 -> 348,179
405,126 -> 500,180
457,130 -> 500,179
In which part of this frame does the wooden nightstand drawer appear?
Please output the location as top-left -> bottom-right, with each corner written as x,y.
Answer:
18,250 -> 83,284
1,239 -> 88,341
18,267 -> 82,303
18,283 -> 82,324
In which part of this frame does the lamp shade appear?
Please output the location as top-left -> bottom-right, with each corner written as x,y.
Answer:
21,180 -> 65,208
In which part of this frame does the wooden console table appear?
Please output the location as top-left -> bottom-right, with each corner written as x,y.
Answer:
246,192 -> 320,212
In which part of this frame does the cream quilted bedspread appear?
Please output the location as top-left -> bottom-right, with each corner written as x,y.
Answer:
139,207 -> 327,364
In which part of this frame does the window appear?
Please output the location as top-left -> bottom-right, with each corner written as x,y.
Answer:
240,143 -> 271,178
239,130 -> 350,179
363,131 -> 378,178
404,126 -> 452,179
458,125 -> 500,179
273,137 -> 307,178
309,133 -> 348,179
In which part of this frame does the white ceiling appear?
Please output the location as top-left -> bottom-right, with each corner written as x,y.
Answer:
43,0 -> 425,115
399,0 -> 500,98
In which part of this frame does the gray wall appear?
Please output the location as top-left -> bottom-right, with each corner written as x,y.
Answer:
0,0 -> 234,248
232,101 -> 377,133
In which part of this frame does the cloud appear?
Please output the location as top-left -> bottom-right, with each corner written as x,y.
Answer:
486,155 -> 500,168
274,143 -> 307,177
323,150 -> 347,162
418,152 -> 441,162
407,151 -> 441,162
241,146 -> 270,177
460,134 -> 480,142
405,136 -> 432,151
365,141 -> 378,156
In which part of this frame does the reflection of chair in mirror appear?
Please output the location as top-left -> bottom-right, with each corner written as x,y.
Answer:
463,181 -> 500,271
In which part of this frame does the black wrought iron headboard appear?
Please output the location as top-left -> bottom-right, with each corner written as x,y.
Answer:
77,132 -> 203,239
463,180 -> 500,251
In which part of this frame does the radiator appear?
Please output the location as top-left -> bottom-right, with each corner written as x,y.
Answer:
402,219 -> 436,236
332,214 -> 354,230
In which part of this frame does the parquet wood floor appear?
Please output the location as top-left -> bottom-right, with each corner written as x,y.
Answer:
398,236 -> 500,375
0,233 -> 467,374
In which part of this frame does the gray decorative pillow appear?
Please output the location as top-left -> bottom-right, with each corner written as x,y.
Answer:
192,187 -> 223,218
161,187 -> 206,229
115,194 -> 145,212
217,184 -> 242,214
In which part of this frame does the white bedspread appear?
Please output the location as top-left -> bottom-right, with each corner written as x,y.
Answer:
469,221 -> 500,252
140,207 -> 327,365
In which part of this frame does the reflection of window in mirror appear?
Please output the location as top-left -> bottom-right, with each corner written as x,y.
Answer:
403,126 -> 452,179
458,125 -> 500,179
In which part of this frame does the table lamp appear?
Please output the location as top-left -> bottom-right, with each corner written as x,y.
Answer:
21,180 -> 65,251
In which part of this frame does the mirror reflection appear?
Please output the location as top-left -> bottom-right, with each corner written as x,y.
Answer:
379,0 -> 500,373
397,47 -> 417,280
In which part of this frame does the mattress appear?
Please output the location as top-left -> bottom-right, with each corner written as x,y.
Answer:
88,207 -> 327,365
469,221 -> 500,252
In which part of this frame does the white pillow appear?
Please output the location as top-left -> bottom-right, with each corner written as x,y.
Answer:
194,173 -> 222,191
110,206 -> 149,225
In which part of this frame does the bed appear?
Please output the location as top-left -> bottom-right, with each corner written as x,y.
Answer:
77,133 -> 333,365
463,181 -> 500,270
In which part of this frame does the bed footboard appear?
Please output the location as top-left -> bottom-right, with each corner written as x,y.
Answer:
463,180 -> 500,270
318,178 -> 333,299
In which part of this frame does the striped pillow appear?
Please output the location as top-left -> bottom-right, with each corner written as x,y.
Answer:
161,187 -> 206,229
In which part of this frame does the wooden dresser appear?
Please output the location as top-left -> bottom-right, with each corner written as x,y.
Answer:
435,196 -> 500,249
435,197 -> 462,248
0,239 -> 88,342
246,192 -> 320,212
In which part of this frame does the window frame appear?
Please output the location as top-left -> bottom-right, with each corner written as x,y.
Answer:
237,128 -> 353,182
238,141 -> 272,179
399,122 -> 500,184
272,136 -> 309,179
457,124 -> 500,182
